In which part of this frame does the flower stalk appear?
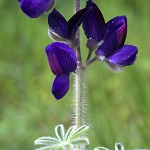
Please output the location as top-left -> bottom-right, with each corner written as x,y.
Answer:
73,0 -> 87,132
73,1 -> 88,149
75,0 -> 82,66
73,68 -> 86,128
73,68 -> 87,150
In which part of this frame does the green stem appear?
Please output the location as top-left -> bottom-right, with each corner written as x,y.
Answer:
75,0 -> 82,66
73,0 -> 87,149
73,68 -> 86,128
86,49 -> 93,62
85,56 -> 97,68
73,68 -> 87,150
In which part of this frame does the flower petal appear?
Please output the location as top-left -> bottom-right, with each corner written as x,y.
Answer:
45,42 -> 77,75
82,0 -> 105,42
96,16 -> 127,57
68,7 -> 90,39
105,16 -> 127,46
19,0 -> 54,18
107,45 -> 138,66
52,74 -> 70,100
48,9 -> 68,39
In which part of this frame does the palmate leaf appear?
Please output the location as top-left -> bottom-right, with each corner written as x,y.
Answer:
34,124 -> 89,150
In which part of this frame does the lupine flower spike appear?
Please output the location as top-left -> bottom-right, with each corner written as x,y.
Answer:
18,0 -> 55,18
18,0 -> 139,149
83,0 -> 138,72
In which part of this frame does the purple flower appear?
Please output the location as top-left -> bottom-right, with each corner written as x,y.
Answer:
46,42 -> 77,100
83,0 -> 138,72
48,8 -> 90,41
83,0 -> 105,42
18,0 -> 55,18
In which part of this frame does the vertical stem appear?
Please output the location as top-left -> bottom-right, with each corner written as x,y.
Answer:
75,0 -> 82,66
74,0 -> 84,128
74,0 -> 87,130
73,68 -> 86,128
73,68 -> 87,150
73,1 -> 87,149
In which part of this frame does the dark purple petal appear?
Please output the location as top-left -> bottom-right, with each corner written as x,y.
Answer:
96,16 -> 127,57
107,45 -> 138,66
105,16 -> 127,46
52,74 -> 70,100
19,0 -> 54,18
45,42 -> 77,75
96,33 -> 119,57
82,0 -> 105,42
68,7 -> 90,39
48,9 -> 68,39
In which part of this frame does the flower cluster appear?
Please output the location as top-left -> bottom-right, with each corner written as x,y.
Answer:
83,0 -> 138,72
18,0 -> 138,100
46,7 -> 90,99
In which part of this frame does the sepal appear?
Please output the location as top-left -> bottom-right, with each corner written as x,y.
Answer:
86,38 -> 98,51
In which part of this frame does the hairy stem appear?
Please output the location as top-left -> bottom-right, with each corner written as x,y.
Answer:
73,1 -> 87,149
74,0 -> 87,130
73,68 -> 87,150
73,68 -> 86,127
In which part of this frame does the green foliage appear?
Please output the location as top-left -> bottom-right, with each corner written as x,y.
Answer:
0,0 -> 150,150
34,124 -> 89,150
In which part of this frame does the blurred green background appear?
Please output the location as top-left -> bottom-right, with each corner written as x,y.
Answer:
0,0 -> 150,149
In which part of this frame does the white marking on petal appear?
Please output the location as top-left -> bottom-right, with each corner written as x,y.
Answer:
104,59 -> 123,73
97,40 -> 104,47
99,55 -> 105,61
